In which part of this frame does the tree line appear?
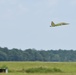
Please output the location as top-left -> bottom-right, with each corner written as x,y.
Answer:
0,47 -> 76,61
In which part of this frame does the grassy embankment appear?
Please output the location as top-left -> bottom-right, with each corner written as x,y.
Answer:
0,62 -> 76,75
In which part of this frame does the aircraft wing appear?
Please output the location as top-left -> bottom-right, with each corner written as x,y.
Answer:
56,22 -> 69,25
61,23 -> 69,25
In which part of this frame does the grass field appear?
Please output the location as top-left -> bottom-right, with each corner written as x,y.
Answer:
0,62 -> 76,75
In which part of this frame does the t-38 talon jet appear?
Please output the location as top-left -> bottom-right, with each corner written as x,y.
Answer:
50,21 -> 69,27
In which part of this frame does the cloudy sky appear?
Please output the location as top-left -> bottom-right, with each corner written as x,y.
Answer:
0,0 -> 76,50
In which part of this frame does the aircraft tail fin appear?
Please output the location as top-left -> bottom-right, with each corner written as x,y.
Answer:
51,21 -> 55,26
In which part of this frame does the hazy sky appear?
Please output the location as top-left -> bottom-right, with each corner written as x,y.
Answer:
0,0 -> 76,50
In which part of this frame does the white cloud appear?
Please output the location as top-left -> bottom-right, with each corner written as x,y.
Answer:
0,0 -> 5,4
69,0 -> 76,6
48,0 -> 60,7
18,4 -> 28,14
0,0 -> 28,20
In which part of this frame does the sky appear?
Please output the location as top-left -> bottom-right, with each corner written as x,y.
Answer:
0,0 -> 76,50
